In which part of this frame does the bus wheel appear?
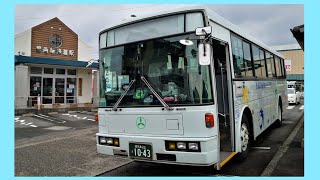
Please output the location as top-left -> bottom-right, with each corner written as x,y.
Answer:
237,115 -> 250,161
274,104 -> 282,128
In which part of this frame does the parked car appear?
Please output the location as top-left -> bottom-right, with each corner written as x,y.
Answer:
287,88 -> 301,104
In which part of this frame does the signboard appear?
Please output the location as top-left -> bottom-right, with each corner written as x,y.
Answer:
284,60 -> 292,71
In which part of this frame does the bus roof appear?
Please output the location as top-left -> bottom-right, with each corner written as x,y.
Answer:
101,5 -> 283,58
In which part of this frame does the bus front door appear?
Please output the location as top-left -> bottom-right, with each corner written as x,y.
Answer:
212,39 -> 234,153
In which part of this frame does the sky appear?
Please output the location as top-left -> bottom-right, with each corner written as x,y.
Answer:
15,4 -> 304,59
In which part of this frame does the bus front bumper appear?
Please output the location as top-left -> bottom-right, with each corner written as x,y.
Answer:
96,133 -> 219,166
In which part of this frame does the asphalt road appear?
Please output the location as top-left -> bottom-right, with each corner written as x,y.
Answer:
100,100 -> 304,176
15,111 -> 97,143
14,100 -> 304,176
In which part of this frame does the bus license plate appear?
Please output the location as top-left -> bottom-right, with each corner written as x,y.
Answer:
129,143 -> 152,160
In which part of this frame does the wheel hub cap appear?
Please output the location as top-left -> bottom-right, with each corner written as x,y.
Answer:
241,123 -> 249,151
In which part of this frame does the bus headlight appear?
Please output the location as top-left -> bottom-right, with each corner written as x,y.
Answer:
188,142 -> 199,151
165,141 -> 200,152
106,138 -> 113,145
177,142 -> 187,150
100,137 -> 107,144
99,136 -> 120,147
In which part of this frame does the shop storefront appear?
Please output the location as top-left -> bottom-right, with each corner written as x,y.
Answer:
15,17 -> 98,109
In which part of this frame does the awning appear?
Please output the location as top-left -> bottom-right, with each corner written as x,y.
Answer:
287,74 -> 304,81
15,55 -> 99,69
290,25 -> 304,51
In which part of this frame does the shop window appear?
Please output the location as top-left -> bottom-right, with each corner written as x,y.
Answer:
30,76 -> 41,96
44,68 -> 54,74
56,68 -> 65,75
67,69 -> 76,75
30,67 -> 42,74
42,97 -> 52,104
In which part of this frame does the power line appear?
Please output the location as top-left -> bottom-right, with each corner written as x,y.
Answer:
15,4 -> 162,20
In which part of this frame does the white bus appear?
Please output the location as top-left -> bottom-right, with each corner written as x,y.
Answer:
96,6 -> 288,169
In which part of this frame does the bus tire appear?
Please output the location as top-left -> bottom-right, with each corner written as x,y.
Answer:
237,115 -> 250,161
274,104 -> 282,128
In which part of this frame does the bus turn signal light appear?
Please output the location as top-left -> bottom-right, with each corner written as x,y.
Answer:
205,113 -> 214,128
95,114 -> 98,121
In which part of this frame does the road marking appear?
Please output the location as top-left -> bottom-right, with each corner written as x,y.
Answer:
261,117 -> 304,176
14,118 -> 38,128
299,105 -> 304,109
61,113 -> 95,122
282,120 -> 294,124
39,114 -> 50,117
286,106 -> 295,109
33,114 -> 66,124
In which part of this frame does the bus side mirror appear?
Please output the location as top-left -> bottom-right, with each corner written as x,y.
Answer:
198,43 -> 212,65
196,26 -> 212,66
195,26 -> 212,36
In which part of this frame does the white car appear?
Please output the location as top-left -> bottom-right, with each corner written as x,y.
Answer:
287,88 -> 301,104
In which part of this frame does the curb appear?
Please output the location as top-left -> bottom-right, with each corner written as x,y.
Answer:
22,113 -> 33,117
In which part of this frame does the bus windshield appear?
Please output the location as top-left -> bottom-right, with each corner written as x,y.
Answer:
99,34 -> 213,107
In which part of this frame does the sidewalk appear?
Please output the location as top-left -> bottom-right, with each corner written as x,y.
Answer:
15,106 -> 98,116
15,127 -> 132,176
271,119 -> 304,176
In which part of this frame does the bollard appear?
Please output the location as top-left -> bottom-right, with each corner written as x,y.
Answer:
37,94 -> 41,112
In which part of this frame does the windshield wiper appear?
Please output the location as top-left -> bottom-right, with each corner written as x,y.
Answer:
141,76 -> 173,111
112,79 -> 136,111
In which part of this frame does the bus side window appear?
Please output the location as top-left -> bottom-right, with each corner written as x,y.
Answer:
265,52 -> 273,78
231,34 -> 254,78
231,35 -> 244,77
274,56 -> 282,78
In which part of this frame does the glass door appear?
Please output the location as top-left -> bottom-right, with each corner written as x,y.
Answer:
66,78 -> 77,103
55,78 -> 65,104
42,78 -> 53,104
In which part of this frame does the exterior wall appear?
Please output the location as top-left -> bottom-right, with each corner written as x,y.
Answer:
15,29 -> 32,56
77,68 -> 93,103
278,49 -> 304,75
31,18 -> 78,60
15,65 -> 29,109
15,17 -> 96,110
78,38 -> 92,61
92,70 -> 99,106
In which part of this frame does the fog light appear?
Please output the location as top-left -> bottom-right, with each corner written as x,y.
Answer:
168,142 -> 176,150
106,138 -> 113,145
113,138 -> 119,146
177,142 -> 187,150
188,142 -> 199,151
100,137 -> 106,144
